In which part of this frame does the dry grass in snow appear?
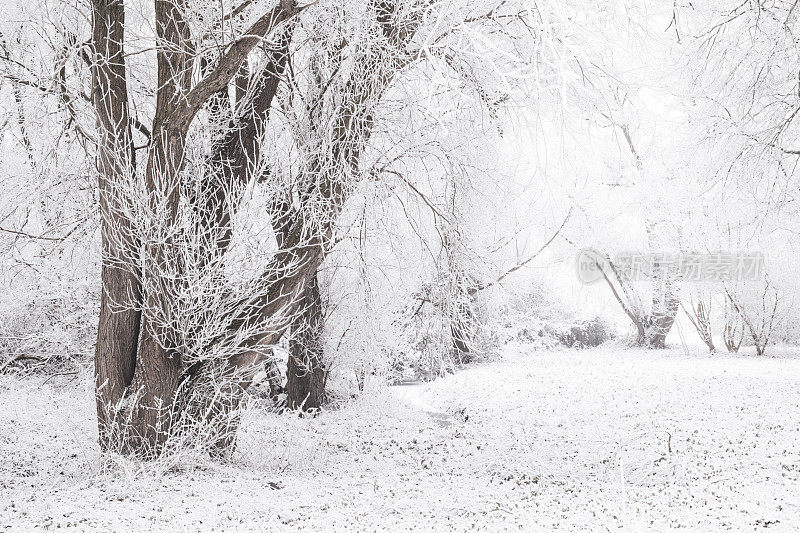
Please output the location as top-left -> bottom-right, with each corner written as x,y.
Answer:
2,345 -> 800,531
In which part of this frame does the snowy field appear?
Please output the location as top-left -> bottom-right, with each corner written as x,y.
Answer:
2,346 -> 800,531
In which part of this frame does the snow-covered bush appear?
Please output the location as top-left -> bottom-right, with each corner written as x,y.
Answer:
387,280 -> 489,382
552,317 -> 613,349
486,284 -> 612,350
0,275 -> 97,374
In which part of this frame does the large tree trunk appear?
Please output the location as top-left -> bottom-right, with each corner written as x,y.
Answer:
91,0 -> 142,450
118,0 -> 193,455
645,315 -> 676,348
286,273 -> 326,411
278,0 -> 423,409
90,0 -> 303,457
89,0 -> 411,456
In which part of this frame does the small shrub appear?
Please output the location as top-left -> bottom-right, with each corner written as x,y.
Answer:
486,284 -> 613,350
551,317 -> 612,348
0,280 -> 97,374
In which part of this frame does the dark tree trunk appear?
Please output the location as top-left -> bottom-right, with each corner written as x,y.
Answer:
646,297 -> 679,348
95,267 -> 141,448
286,273 -> 326,411
89,0 -> 303,457
450,300 -> 475,364
88,0 -> 409,455
116,0 -> 193,455
640,308 -> 679,348
646,323 -> 671,349
90,0 -> 142,450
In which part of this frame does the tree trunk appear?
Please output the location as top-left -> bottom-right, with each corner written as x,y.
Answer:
643,308 -> 679,348
90,0 -> 142,450
286,273 -> 326,411
645,260 -> 680,348
645,322 -> 671,349
95,267 -> 141,448
450,299 -> 475,364
646,294 -> 679,348
683,299 -> 716,352
87,0 -> 407,455
113,0 -> 193,455
89,0 -> 303,457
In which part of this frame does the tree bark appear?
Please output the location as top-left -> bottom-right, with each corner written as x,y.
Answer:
90,0 -> 304,456
120,0 -> 194,455
279,2 -> 424,404
197,26 -> 293,261
90,0 -> 141,450
642,294 -> 679,348
450,297 -> 475,363
286,273 -> 327,411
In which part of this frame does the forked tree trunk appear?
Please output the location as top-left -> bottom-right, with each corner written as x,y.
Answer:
644,314 -> 676,348
596,256 -> 679,349
90,0 -> 414,455
118,0 -> 194,455
683,299 -> 716,352
90,0 -> 304,456
644,289 -> 680,348
724,282 -> 778,357
637,307 -> 679,348
286,273 -> 327,411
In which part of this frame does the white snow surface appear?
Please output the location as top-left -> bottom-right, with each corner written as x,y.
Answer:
2,345 -> 800,531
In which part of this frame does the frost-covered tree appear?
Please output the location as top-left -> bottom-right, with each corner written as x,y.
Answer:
0,0 -> 555,456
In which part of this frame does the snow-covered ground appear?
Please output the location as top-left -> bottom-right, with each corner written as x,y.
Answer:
3,346 -> 800,531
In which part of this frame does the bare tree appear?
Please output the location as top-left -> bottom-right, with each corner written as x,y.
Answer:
724,278 -> 781,357
0,0 -> 565,456
681,291 -> 715,352
594,251 -> 680,348
586,107 -> 683,349
84,0 -> 544,456
722,293 -> 745,353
